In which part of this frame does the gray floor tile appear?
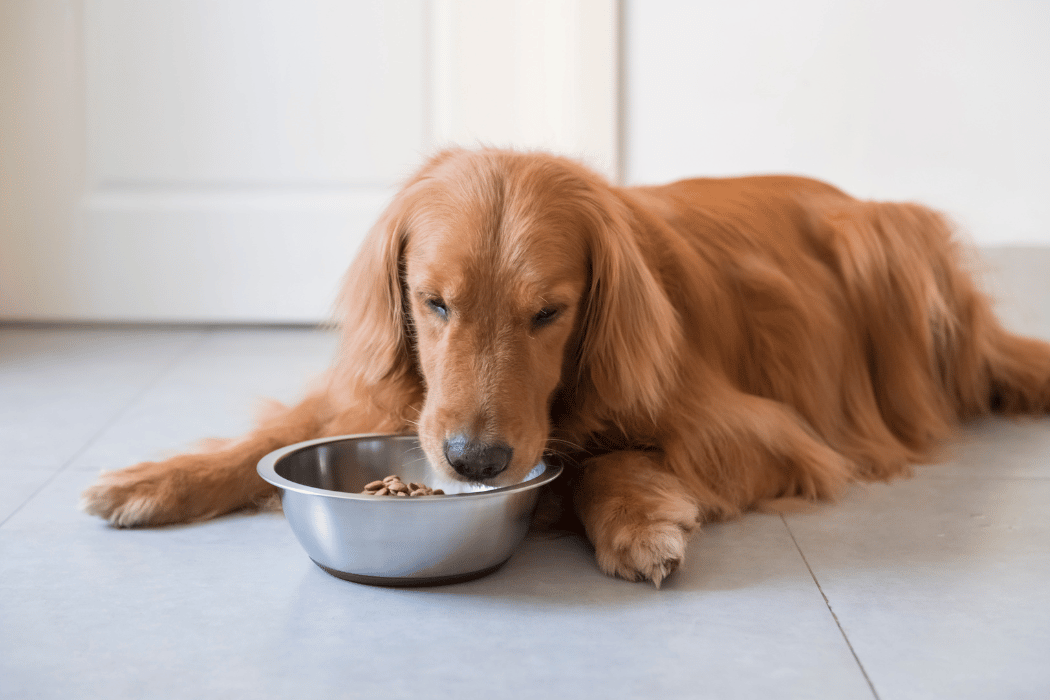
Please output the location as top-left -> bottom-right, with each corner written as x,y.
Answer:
923,417 -> 1050,480
0,468 -> 57,525
2,247 -> 1047,700
67,328 -> 338,471
0,328 -> 206,469
2,470 -> 871,700
784,476 -> 1050,700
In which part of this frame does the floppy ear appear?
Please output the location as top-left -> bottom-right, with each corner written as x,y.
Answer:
334,195 -> 413,390
333,149 -> 469,396
575,185 -> 684,422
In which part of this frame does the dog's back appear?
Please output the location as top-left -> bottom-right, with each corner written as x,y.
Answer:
618,175 -> 1050,482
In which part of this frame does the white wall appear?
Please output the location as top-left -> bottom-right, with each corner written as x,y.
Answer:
5,0 -> 1043,324
625,0 -> 1050,246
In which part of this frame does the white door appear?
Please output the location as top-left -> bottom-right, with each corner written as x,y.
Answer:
0,0 -> 618,324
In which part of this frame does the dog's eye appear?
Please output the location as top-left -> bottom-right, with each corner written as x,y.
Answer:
426,298 -> 448,320
532,307 -> 560,328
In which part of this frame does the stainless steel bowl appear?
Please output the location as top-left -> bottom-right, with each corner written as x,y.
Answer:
257,434 -> 562,586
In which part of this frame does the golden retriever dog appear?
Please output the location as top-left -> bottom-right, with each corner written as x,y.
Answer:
82,148 -> 1050,586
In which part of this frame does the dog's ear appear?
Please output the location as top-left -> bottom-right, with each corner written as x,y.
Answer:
334,191 -> 415,391
576,185 -> 684,423
333,148 -> 471,405
333,154 -> 458,396
335,150 -> 470,395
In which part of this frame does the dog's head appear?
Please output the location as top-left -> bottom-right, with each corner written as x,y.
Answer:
338,149 -> 681,486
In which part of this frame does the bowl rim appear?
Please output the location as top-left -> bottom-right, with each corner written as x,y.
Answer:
256,433 -> 562,501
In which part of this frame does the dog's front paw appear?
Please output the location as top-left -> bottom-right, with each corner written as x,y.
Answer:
80,462 -> 188,527
593,518 -> 692,588
586,495 -> 700,588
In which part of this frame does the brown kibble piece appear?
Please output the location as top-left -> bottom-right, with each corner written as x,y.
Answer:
362,474 -> 445,497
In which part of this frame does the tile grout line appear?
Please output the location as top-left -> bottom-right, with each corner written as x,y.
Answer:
781,514 -> 881,700
0,328 -> 216,530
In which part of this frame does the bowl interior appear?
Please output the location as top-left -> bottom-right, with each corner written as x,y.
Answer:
274,435 -> 432,493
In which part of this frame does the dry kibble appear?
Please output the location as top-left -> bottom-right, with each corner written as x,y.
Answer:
362,475 -> 444,497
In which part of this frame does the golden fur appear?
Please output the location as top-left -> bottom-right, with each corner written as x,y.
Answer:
82,148 -> 1050,586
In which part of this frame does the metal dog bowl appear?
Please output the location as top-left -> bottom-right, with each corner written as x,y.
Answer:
257,434 -> 561,586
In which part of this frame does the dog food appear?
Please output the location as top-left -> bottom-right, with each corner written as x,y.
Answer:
362,475 -> 444,497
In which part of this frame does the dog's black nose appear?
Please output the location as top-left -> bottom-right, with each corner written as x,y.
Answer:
443,434 -> 513,481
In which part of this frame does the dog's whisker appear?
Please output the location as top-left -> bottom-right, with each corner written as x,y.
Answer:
545,438 -> 585,451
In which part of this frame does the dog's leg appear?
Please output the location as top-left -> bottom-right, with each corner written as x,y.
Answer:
81,392 -> 334,527
574,451 -> 701,588
574,389 -> 858,586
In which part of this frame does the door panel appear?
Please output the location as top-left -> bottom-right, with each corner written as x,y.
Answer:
0,0 -> 619,322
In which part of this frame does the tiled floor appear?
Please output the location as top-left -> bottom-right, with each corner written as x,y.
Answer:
2,254 -> 1049,700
